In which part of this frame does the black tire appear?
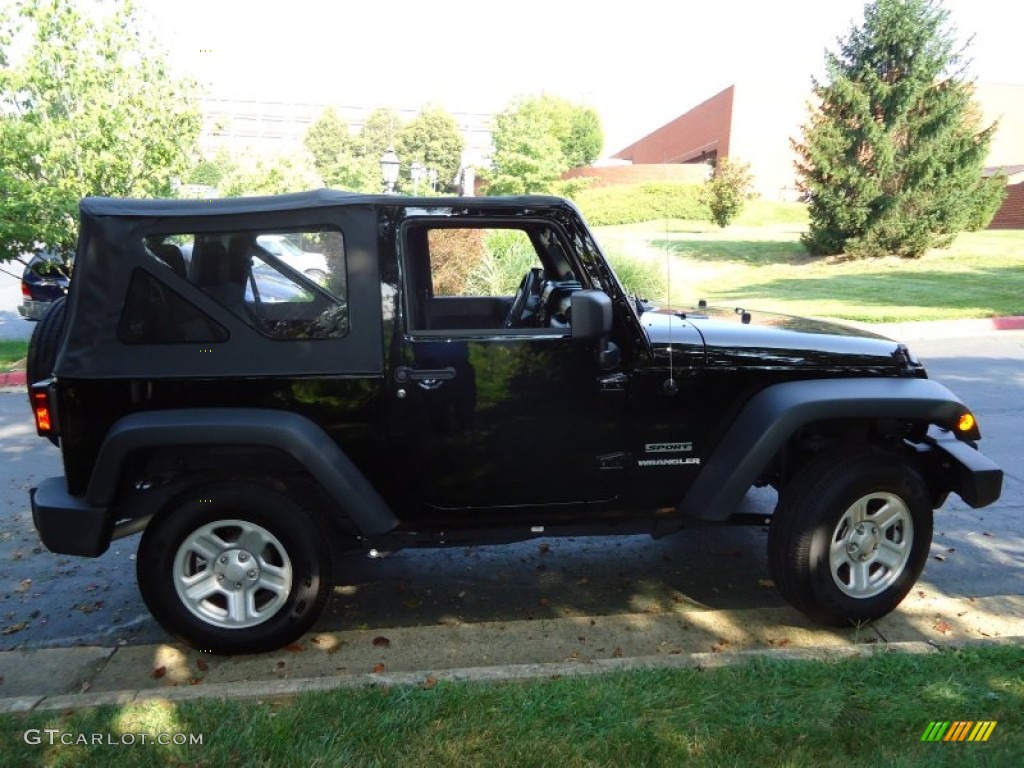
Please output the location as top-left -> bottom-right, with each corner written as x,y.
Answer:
137,481 -> 333,654
768,449 -> 932,626
26,295 -> 67,391
26,296 -> 67,446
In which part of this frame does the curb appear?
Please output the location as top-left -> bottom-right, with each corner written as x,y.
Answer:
1,636 -> 1020,715
0,370 -> 25,388
847,315 -> 1024,341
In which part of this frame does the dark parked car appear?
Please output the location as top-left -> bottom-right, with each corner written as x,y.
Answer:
26,190 -> 1003,654
18,251 -> 71,320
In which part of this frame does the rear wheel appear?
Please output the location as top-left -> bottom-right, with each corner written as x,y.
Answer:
768,450 -> 932,626
26,296 -> 67,446
137,481 -> 333,654
26,295 -> 67,389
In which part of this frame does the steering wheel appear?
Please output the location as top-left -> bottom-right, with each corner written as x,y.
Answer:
504,268 -> 543,328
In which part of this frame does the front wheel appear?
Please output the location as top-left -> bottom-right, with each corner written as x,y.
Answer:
137,481 -> 333,654
768,450 -> 932,626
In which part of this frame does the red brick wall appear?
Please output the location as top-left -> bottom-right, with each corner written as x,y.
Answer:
613,86 -> 734,164
989,180 -> 1024,229
561,164 -> 709,187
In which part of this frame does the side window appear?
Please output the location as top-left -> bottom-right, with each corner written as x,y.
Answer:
406,224 -> 580,332
138,229 -> 348,340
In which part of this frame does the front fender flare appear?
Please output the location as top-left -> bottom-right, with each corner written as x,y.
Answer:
678,377 -> 978,523
86,408 -> 398,536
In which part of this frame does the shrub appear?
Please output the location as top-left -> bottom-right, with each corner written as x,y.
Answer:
701,158 -> 754,228
571,183 -> 707,226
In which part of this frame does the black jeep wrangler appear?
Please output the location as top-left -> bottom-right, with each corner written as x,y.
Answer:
27,190 -> 1003,654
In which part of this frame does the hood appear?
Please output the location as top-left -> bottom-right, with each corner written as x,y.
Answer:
641,304 -> 916,373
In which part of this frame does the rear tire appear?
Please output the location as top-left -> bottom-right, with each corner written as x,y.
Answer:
26,295 -> 67,391
26,296 -> 67,445
137,481 -> 333,654
768,450 -> 932,626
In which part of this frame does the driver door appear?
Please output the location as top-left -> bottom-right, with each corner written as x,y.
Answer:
391,219 -> 628,515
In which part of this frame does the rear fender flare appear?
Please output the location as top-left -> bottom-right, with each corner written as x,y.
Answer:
86,408 -> 398,536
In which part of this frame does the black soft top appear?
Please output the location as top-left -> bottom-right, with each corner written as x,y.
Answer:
57,190 -> 579,380
79,190 -> 569,218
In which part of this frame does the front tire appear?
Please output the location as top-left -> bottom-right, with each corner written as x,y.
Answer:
768,450 -> 932,626
137,481 -> 333,654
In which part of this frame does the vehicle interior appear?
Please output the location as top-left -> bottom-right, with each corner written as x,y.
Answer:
402,222 -> 583,333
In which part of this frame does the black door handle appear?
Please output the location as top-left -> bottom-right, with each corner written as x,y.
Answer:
394,366 -> 457,383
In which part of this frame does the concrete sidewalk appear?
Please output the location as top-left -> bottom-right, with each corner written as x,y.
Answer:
2,592 -> 1021,714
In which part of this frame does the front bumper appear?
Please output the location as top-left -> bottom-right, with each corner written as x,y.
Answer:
31,477 -> 112,557
18,300 -> 52,321
924,427 -> 1003,508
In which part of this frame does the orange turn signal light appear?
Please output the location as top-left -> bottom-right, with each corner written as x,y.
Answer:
957,412 -> 976,433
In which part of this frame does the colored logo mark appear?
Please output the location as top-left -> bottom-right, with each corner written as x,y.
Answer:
921,721 -> 997,742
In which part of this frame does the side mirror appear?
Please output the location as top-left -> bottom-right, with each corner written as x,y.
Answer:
571,290 -> 612,341
571,289 -> 621,370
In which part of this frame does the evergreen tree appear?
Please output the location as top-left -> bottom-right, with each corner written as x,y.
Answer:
793,0 -> 1005,258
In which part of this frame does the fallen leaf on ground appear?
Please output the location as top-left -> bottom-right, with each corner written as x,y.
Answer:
612,646 -> 624,658
934,619 -> 953,634
16,579 -> 31,593
286,643 -> 304,653
758,579 -> 775,588
538,598 -> 551,608
372,636 -> 391,648
372,663 -> 385,674
422,675 -> 437,690
1,623 -> 27,635
152,666 -> 166,679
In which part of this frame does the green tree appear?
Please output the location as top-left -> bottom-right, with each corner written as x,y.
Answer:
302,108 -> 377,191
0,0 -> 201,263
487,95 -> 604,195
793,0 -> 1005,258
702,158 -> 754,227
304,108 -> 352,177
396,105 -> 465,194
356,108 -> 403,161
218,153 -> 321,198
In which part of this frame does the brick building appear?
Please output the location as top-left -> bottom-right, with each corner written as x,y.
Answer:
611,81 -> 1024,228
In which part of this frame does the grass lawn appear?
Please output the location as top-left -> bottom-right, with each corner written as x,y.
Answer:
595,212 -> 1024,323
1,645 -> 1019,766
0,340 -> 28,371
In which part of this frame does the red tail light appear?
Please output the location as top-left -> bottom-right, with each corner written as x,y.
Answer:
31,389 -> 53,435
21,281 -> 31,298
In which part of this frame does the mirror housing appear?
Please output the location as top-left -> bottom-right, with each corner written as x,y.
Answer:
571,290 -> 612,341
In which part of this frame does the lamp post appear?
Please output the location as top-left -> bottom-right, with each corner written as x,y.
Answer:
410,161 -> 425,195
380,147 -> 400,194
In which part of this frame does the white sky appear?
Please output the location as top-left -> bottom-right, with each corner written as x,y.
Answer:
143,0 -> 1023,154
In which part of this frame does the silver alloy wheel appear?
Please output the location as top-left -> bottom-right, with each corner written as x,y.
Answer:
172,519 -> 293,629
829,492 -> 914,599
